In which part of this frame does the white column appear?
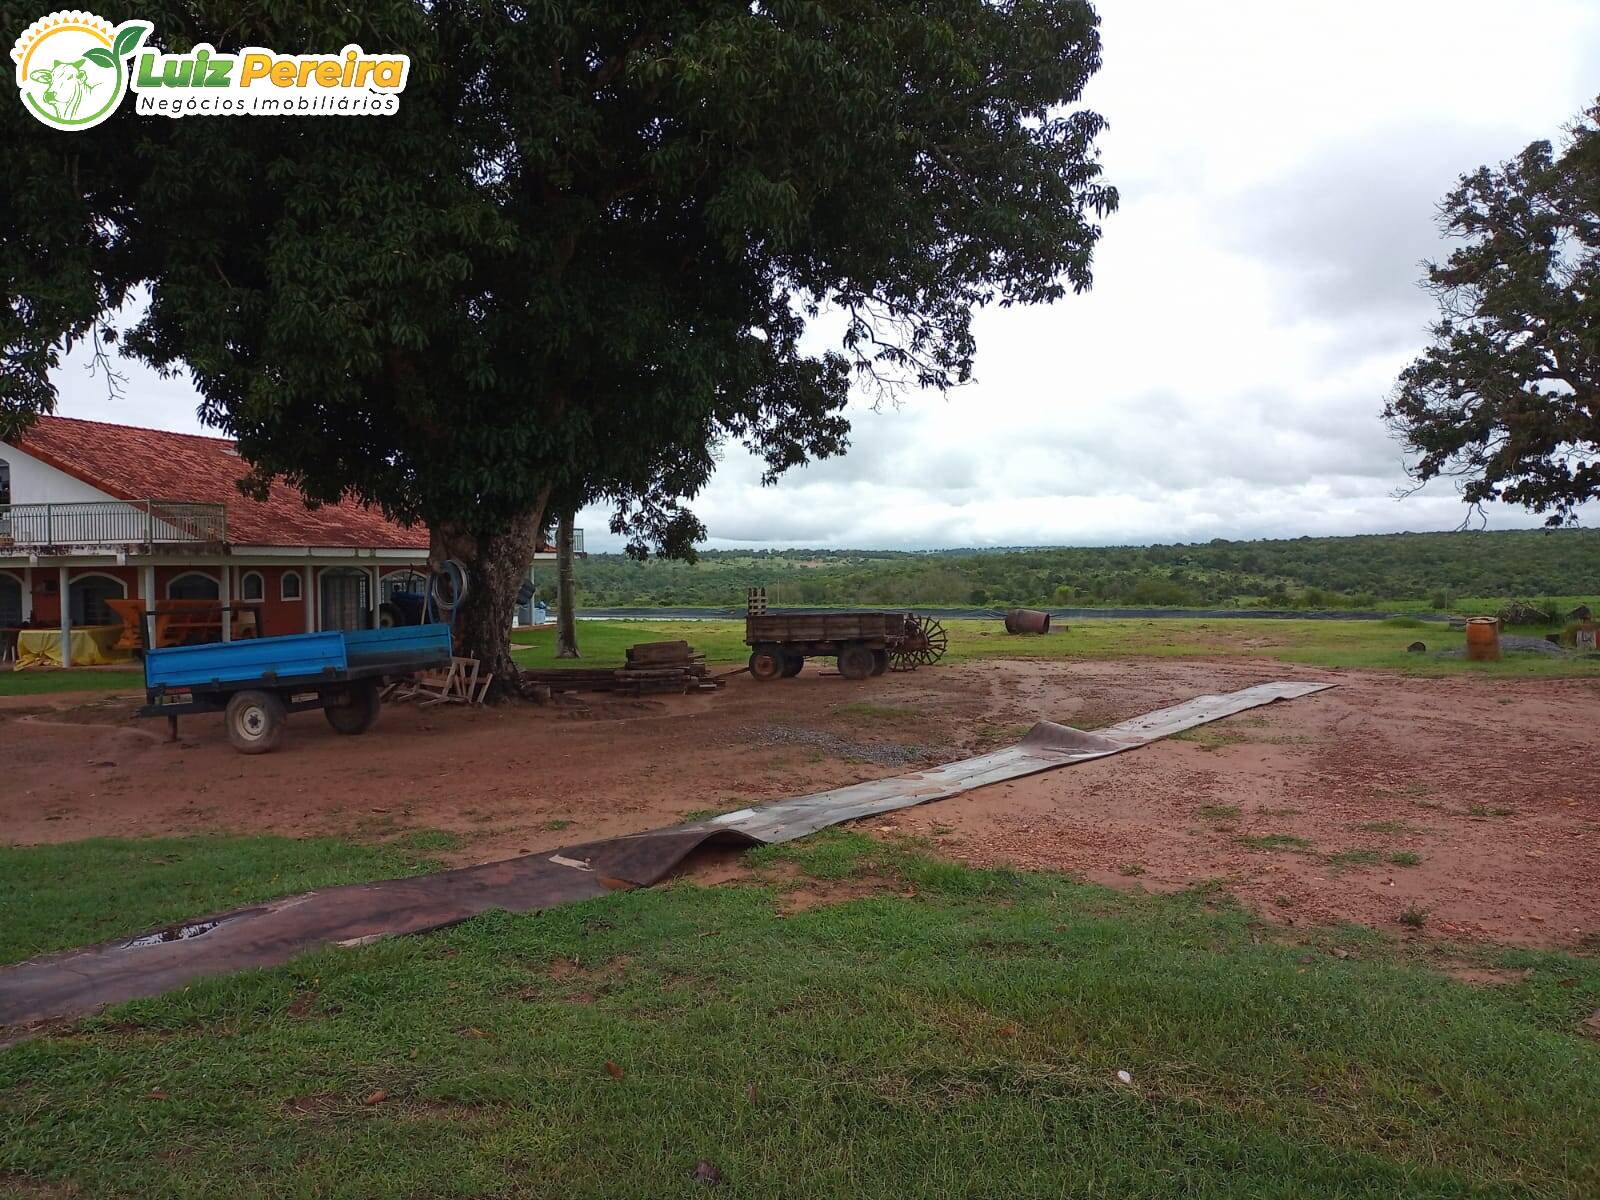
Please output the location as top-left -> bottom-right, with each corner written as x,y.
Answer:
58,565 -> 71,669
304,565 -> 316,633
220,564 -> 232,642
370,566 -> 381,628
21,566 -> 32,622
140,564 -> 156,653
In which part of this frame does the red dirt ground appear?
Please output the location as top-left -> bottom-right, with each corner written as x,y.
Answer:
2,658 -> 1596,948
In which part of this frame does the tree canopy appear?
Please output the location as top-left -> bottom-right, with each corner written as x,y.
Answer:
3,0 -> 1116,678
1386,99 -> 1600,525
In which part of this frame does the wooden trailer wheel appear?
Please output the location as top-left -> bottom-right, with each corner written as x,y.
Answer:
837,644 -> 877,680
748,644 -> 787,681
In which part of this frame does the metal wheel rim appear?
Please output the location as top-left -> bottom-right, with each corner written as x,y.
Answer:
891,616 -> 948,671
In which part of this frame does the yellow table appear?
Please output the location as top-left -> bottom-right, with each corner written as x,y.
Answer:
14,626 -> 131,669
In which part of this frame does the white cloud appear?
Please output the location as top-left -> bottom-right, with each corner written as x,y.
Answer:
47,1 -> 1600,550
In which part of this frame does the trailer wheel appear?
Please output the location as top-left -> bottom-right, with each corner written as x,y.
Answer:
871,649 -> 889,676
749,645 -> 786,681
782,654 -> 805,678
225,690 -> 287,754
838,644 -> 876,680
325,679 -> 381,735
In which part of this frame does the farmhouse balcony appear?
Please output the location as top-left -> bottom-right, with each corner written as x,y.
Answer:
540,526 -> 586,555
0,500 -> 228,552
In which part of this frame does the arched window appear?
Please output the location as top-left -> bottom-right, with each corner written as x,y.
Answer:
240,571 -> 265,602
281,570 -> 303,601
69,572 -> 127,626
380,569 -> 425,602
0,571 -> 21,627
167,571 -> 220,601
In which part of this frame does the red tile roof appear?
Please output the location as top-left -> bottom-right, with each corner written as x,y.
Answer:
14,416 -> 431,550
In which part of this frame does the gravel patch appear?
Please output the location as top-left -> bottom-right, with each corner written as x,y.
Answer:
1435,635 -> 1572,658
739,724 -> 932,766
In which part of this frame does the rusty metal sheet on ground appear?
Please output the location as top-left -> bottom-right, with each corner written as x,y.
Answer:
0,681 -> 1331,1029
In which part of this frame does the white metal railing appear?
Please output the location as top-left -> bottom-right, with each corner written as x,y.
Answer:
0,500 -> 227,549
541,525 -> 585,555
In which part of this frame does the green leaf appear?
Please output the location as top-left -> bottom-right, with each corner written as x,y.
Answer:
112,22 -> 150,61
83,47 -> 115,69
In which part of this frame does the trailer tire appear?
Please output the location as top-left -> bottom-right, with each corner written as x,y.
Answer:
225,690 -> 286,754
871,649 -> 889,676
782,654 -> 805,678
749,645 -> 786,681
838,644 -> 876,681
325,680 -> 381,735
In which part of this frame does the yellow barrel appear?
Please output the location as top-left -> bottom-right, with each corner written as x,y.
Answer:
1464,617 -> 1500,661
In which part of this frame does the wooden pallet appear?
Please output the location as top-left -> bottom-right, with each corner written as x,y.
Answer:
521,641 -> 723,697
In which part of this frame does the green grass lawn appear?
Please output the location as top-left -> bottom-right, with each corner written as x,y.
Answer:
515,617 -> 1600,678
5,614 -> 1587,699
0,666 -> 142,698
1,831 -> 1596,1197
0,836 -> 447,964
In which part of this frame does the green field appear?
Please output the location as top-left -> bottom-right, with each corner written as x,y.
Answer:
565,528 -> 1600,611
514,617 -> 1600,678
3,612 -> 1593,702
0,831 -> 1595,1197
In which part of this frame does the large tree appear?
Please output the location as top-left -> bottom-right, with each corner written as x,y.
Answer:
1386,99 -> 1599,525
3,0 -> 1116,687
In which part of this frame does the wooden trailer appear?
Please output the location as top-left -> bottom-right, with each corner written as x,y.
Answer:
743,589 -> 947,681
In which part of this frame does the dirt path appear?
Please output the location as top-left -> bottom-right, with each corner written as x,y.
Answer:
2,658 -> 1596,948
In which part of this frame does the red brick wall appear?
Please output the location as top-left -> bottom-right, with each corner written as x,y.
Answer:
22,566 -> 140,625
251,566 -> 311,637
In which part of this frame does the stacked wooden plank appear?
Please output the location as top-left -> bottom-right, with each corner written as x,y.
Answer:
521,641 -> 723,697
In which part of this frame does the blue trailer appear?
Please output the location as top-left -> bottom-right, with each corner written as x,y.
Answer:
138,624 -> 453,754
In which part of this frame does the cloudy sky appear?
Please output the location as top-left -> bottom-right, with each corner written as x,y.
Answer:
47,0 -> 1600,551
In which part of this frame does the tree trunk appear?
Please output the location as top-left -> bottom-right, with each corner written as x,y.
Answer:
432,499 -> 547,701
555,510 -> 579,659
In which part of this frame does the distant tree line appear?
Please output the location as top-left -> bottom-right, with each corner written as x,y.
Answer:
560,529 -> 1600,610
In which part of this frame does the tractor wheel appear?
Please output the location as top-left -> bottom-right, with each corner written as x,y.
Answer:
838,644 -> 876,680
782,654 -> 805,677
749,645 -> 787,681
225,690 -> 287,755
324,680 -> 381,735
377,602 -> 404,629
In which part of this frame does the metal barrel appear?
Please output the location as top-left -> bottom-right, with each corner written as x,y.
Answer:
1004,608 -> 1051,635
1464,616 -> 1500,661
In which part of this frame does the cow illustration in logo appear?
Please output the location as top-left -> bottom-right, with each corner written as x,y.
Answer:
31,55 -> 99,120
12,11 -> 150,130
